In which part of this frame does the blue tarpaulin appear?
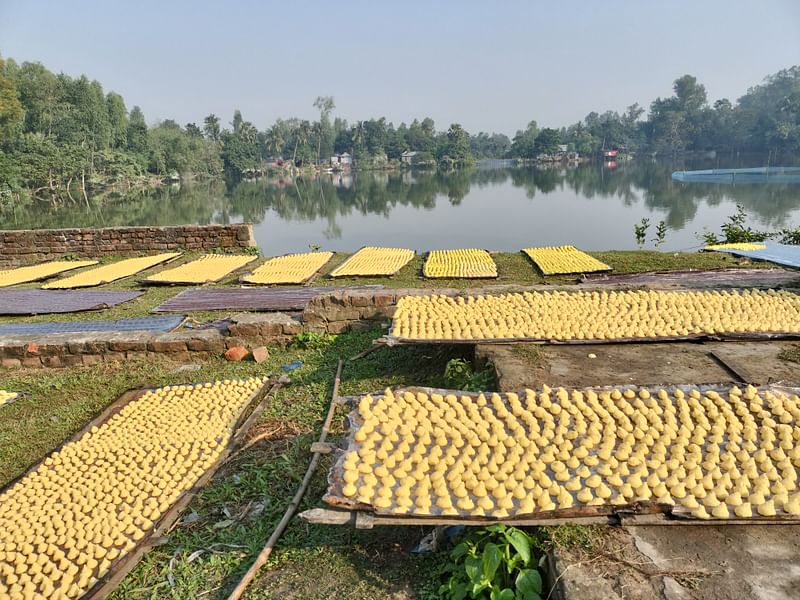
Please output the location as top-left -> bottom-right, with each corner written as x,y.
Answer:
705,242 -> 800,269
0,315 -> 185,336
672,167 -> 800,184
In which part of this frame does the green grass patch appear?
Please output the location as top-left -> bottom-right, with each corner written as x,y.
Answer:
778,345 -> 800,364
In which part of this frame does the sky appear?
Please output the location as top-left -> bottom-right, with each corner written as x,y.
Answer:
1,0 -> 799,135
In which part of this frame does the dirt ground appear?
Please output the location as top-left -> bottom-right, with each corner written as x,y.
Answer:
477,340 -> 800,391
479,339 -> 800,600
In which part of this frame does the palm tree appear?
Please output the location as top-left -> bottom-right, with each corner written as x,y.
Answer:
266,126 -> 285,158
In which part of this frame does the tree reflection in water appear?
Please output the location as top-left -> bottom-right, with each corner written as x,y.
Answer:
2,158 -> 800,247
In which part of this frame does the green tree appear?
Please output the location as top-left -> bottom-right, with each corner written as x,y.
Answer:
533,127 -> 561,155
508,120 -> 539,158
438,123 -> 473,167
203,113 -> 221,142
0,57 -> 23,141
126,105 -> 149,157
312,95 -> 335,163
106,92 -> 127,149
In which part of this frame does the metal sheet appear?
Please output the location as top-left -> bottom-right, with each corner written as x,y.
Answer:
581,268 -> 800,288
0,289 -> 143,315
0,315 -> 184,336
152,285 -> 383,313
706,242 -> 800,269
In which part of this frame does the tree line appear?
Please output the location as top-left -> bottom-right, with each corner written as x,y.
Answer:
0,54 -> 798,204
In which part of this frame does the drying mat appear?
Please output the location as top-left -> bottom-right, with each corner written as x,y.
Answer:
144,254 -> 258,285
0,289 -> 143,315
42,253 -> 181,289
241,251 -> 335,285
152,285 -> 383,313
0,315 -> 184,336
581,268 -> 800,289
423,249 -> 498,279
329,247 -> 415,278
704,242 -> 800,270
522,246 -> 611,275
0,260 -> 98,287
322,384 -> 800,525
384,289 -> 800,345
0,377 -> 275,599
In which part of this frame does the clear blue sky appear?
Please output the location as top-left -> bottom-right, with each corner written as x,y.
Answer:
1,0 -> 798,135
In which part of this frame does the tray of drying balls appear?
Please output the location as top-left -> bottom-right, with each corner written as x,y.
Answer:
0,377 -> 272,600
323,384 -> 800,524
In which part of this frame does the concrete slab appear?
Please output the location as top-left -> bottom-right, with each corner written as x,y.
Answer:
629,525 -> 800,600
478,341 -> 800,391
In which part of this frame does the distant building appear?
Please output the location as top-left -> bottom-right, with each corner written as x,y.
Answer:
401,150 -> 418,165
329,152 -> 352,167
557,144 -> 569,153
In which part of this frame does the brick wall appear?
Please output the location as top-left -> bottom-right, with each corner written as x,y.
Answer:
0,224 -> 256,266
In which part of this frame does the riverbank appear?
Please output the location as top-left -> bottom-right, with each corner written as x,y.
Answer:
0,250 -> 766,325
0,247 -> 795,598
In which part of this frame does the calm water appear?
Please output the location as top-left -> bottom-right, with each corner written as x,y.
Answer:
3,159 -> 800,254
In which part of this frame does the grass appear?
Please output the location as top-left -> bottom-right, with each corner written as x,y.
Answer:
0,249 -> 767,325
778,345 -> 800,363
0,328 -> 472,599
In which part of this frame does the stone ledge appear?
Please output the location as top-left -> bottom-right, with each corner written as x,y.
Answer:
0,224 -> 256,267
0,315 -> 294,368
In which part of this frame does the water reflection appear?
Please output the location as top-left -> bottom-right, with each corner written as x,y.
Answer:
2,158 -> 800,253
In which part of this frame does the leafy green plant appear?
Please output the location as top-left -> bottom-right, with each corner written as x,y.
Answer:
439,525 -> 544,600
779,228 -> 800,245
719,204 -> 770,243
653,220 -> 667,247
634,218 -> 650,247
290,331 -> 335,352
443,358 -> 494,391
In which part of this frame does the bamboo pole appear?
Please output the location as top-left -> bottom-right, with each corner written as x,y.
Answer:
226,359 -> 344,600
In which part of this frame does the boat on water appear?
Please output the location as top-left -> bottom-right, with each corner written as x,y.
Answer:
672,166 -> 800,184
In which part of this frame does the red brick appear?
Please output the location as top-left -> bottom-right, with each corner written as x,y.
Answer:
22,357 -> 42,367
185,338 -> 208,351
103,352 -> 126,363
1,358 -> 21,368
327,322 -> 350,334
225,346 -> 249,362
108,340 -> 147,352
373,292 -> 397,307
252,346 -> 269,364
229,323 -> 259,337
42,355 -> 63,368
62,355 -> 83,367
82,355 -> 102,366
282,321 -> 302,335
148,340 -> 188,353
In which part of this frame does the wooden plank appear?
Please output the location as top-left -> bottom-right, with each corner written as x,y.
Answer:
299,508 -> 615,528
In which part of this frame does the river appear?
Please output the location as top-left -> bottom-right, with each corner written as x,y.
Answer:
2,158 -> 800,254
